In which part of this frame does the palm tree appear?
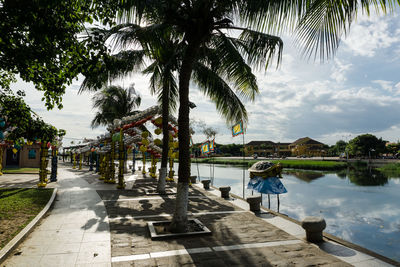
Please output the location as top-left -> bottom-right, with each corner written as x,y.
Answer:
90,85 -> 141,128
116,0 -> 399,233
80,27 -> 180,194
81,25 -> 253,198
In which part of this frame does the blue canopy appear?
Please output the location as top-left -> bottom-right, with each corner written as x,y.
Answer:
247,176 -> 287,194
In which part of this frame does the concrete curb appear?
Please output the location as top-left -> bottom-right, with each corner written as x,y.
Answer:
0,188 -> 58,264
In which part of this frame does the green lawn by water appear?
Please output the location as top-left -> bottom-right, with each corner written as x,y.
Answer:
191,158 -> 348,170
377,163 -> 400,177
0,188 -> 53,248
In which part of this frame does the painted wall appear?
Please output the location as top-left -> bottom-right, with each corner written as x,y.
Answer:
20,144 -> 41,168
1,144 -> 40,168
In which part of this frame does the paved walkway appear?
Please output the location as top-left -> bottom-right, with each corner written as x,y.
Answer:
1,164 -> 397,266
2,165 -> 112,266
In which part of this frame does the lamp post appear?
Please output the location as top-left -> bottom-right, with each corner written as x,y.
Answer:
132,146 -> 136,174
369,148 -> 375,159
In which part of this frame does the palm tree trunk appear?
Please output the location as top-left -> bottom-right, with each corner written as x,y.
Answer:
157,83 -> 170,194
169,42 -> 200,233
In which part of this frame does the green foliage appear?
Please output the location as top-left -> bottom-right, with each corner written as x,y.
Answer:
0,90 -> 59,142
377,163 -> 400,178
347,134 -> 387,157
329,140 -> 348,156
386,143 -> 400,155
218,143 -> 243,156
0,0 -> 119,109
91,85 -> 141,128
0,90 -> 32,137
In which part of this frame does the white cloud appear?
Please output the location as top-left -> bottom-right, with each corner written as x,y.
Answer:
314,105 -> 341,113
372,80 -> 394,92
330,59 -> 353,83
395,82 -> 400,95
343,13 -> 400,57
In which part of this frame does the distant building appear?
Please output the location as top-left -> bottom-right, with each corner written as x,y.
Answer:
245,137 -> 326,157
245,141 -> 291,157
288,137 -> 325,157
1,144 -> 41,169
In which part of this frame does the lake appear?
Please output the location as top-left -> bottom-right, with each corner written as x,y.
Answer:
190,162 -> 400,262
133,160 -> 400,262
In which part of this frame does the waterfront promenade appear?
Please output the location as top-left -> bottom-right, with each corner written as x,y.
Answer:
0,164 -> 396,266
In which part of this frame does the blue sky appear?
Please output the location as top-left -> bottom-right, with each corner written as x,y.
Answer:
11,11 -> 400,146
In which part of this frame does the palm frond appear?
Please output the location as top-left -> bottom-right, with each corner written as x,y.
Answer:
235,28 -> 283,70
208,33 -> 259,101
90,85 -> 141,128
109,23 -> 170,54
294,0 -> 355,60
192,62 -> 248,125
237,0 -> 398,60
79,49 -> 145,93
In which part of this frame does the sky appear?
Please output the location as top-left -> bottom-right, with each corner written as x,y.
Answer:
10,11 -> 400,147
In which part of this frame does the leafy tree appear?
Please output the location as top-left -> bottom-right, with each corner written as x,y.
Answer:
202,127 -> 217,140
0,90 -> 32,141
347,134 -> 387,157
386,142 -> 400,155
218,143 -> 242,156
0,0 -> 118,109
117,0 -> 400,232
329,140 -> 347,156
90,85 -> 141,128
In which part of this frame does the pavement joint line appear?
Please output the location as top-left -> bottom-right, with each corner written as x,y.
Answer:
109,210 -> 248,220
111,239 -> 301,263
103,195 -> 212,202
212,239 -> 303,251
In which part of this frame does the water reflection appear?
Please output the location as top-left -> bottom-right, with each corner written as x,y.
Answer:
186,163 -> 400,262
283,170 -> 325,182
336,167 -> 388,186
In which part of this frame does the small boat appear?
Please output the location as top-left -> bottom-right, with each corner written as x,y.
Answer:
247,161 -> 287,195
248,161 -> 283,179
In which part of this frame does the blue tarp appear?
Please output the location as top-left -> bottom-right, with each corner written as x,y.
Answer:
247,176 -> 287,194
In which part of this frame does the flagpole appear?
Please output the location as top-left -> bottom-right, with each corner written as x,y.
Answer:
242,132 -> 245,198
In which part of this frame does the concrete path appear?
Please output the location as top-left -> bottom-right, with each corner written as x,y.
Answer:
2,165 -> 112,267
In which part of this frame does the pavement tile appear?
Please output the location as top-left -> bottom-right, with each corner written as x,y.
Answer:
76,250 -> 111,264
45,242 -> 82,254
1,165 -> 111,267
75,263 -> 111,267
82,232 -> 110,243
79,241 -> 110,252
1,255 -> 43,267
14,244 -> 48,256
38,252 -> 78,267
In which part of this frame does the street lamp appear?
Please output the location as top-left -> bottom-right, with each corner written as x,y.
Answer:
369,148 -> 375,159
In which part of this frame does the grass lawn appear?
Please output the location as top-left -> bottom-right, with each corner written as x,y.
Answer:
377,163 -> 400,177
2,168 -> 39,174
190,158 -> 348,170
0,188 -> 53,249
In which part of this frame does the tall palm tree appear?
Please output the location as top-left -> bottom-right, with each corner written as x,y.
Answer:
81,25 -> 254,197
117,0 -> 399,233
90,85 -> 141,128
80,27 -> 180,194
